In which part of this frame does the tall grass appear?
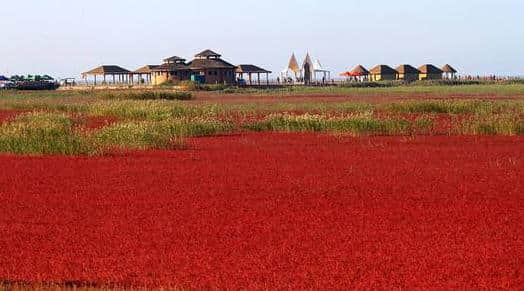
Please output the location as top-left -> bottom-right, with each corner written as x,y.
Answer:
95,119 -> 233,150
457,114 -> 523,135
244,113 -> 411,135
99,90 -> 192,101
0,112 -> 94,155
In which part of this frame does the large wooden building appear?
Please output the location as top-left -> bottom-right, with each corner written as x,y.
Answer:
151,49 -> 236,85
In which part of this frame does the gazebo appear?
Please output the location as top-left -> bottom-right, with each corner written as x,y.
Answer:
81,65 -> 131,85
236,65 -> 272,85
132,65 -> 159,85
441,64 -> 458,79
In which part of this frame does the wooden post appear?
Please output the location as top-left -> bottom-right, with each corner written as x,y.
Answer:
258,73 -> 260,85
94,75 -> 97,86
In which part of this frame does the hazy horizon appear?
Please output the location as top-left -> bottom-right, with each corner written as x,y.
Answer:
1,0 -> 523,79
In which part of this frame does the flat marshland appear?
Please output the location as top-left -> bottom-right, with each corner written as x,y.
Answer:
0,84 -> 523,289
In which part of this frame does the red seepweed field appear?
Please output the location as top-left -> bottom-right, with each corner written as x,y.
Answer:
0,132 -> 522,289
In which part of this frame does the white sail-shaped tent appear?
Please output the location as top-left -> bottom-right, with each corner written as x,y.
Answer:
281,53 -> 301,81
313,59 -> 331,81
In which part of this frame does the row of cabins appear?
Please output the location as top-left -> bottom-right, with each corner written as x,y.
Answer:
82,49 -> 271,86
349,64 -> 457,81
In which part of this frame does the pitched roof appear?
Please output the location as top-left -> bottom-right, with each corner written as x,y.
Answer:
395,64 -> 420,74
133,65 -> 159,74
236,65 -> 272,74
82,65 -> 130,75
195,49 -> 221,58
187,58 -> 236,69
0,75 -> 9,81
369,65 -> 397,75
152,63 -> 190,72
163,56 -> 186,63
350,65 -> 369,75
441,64 -> 457,73
418,64 -> 443,74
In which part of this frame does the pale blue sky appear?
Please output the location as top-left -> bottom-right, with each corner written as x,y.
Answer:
1,0 -> 523,78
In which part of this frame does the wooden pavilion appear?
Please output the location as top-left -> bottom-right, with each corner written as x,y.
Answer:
82,65 -> 131,85
132,65 -> 159,84
441,64 -> 458,79
236,65 -> 272,85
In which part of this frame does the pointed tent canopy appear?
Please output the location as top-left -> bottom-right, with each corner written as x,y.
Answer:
287,53 -> 300,73
441,64 -> 457,73
0,76 -> 9,81
302,53 -> 314,71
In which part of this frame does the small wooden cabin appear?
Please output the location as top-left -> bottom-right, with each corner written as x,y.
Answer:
369,65 -> 397,81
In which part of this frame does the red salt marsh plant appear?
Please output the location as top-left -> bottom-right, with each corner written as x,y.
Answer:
0,133 -> 522,289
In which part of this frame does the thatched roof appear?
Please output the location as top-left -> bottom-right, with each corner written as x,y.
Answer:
195,49 -> 221,58
163,56 -> 186,63
395,65 -> 420,74
133,65 -> 159,74
418,64 -> 443,74
441,64 -> 457,73
236,65 -> 272,74
152,63 -> 190,72
350,65 -> 369,75
369,65 -> 397,75
82,65 -> 130,75
188,58 -> 236,70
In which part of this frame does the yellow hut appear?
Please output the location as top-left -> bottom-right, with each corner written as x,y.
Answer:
418,64 -> 443,80
395,65 -> 420,82
369,65 -> 397,81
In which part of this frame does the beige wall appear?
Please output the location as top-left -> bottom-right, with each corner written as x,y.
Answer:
151,72 -> 168,85
371,74 -> 396,81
